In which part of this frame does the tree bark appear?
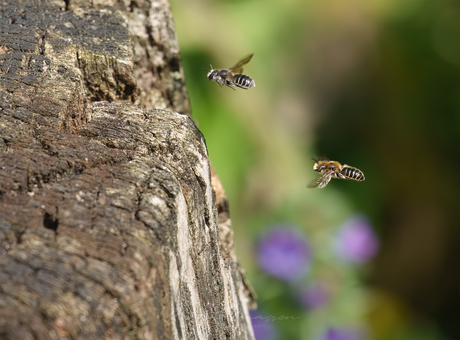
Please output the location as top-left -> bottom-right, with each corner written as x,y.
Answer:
0,1 -> 254,339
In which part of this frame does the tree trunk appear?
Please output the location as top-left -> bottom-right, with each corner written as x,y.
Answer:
0,1 -> 255,339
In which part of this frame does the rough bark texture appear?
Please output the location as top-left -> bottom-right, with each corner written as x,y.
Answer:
0,1 -> 253,339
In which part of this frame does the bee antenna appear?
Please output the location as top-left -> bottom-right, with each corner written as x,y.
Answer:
204,64 -> 214,73
312,156 -> 318,162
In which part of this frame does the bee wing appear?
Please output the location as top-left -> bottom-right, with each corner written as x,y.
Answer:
307,171 -> 333,189
228,54 -> 254,74
337,172 -> 347,180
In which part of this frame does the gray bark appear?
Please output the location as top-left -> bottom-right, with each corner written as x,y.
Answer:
0,1 -> 254,339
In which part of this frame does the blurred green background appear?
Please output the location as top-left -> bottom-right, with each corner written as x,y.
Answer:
169,0 -> 460,339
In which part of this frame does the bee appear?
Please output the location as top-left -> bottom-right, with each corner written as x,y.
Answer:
207,54 -> 256,90
307,158 -> 365,189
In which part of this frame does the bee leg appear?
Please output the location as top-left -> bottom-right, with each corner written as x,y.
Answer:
226,80 -> 237,90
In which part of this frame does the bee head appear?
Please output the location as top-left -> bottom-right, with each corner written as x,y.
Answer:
312,157 -> 325,172
312,157 -> 319,170
206,65 -> 218,81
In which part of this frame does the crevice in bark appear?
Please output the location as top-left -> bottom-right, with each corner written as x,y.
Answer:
146,24 -> 156,49
38,30 -> 46,55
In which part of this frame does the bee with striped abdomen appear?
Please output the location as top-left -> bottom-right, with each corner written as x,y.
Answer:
307,158 -> 365,189
207,54 -> 256,90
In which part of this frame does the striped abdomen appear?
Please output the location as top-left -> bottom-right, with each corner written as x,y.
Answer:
233,74 -> 255,89
341,166 -> 365,181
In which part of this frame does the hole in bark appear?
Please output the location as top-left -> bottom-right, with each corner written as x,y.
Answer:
15,230 -> 24,244
43,212 -> 58,231
3,137 -> 11,147
63,0 -> 69,11
74,161 -> 85,175
168,55 -> 181,73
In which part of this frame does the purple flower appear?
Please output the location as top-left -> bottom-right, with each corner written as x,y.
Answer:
322,327 -> 362,340
300,281 -> 329,309
334,215 -> 379,263
250,310 -> 277,340
257,225 -> 310,281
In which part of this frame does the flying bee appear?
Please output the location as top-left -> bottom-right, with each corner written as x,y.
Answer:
206,54 -> 256,90
307,158 -> 365,189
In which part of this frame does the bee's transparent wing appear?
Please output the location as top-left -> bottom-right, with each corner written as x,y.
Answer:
229,54 -> 254,74
336,172 -> 347,180
307,171 -> 333,189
